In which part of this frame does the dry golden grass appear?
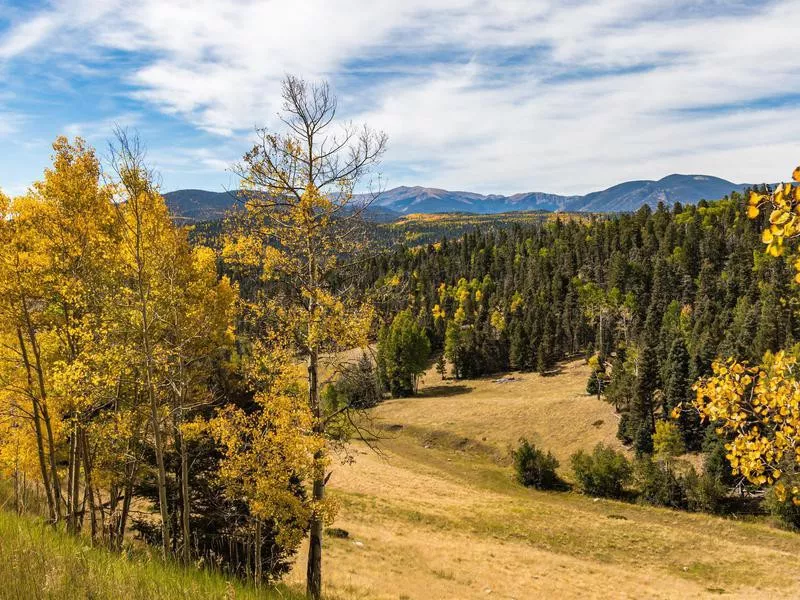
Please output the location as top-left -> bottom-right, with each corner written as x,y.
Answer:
372,360 -> 624,466
288,360 -> 800,599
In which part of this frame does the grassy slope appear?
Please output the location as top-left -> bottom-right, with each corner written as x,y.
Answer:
288,360 -> 800,599
0,511 -> 303,600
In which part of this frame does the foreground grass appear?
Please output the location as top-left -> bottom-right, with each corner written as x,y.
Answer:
0,510 -> 303,600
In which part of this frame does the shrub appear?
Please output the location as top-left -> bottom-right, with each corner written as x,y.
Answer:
325,527 -> 350,539
570,443 -> 632,499
635,457 -> 687,509
586,369 -> 607,396
683,466 -> 727,514
512,438 -> 560,490
764,483 -> 800,530
336,354 -> 382,409
653,420 -> 685,461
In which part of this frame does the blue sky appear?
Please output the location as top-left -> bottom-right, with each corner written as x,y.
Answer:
1,0 -> 799,197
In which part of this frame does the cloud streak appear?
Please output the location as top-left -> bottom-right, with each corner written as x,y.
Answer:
1,0 -> 799,194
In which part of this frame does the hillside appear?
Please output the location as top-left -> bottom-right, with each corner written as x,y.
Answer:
0,510 -> 303,600
162,189 -> 240,222
163,189 -> 401,223
574,175 -> 749,212
287,361 -> 800,599
164,175 -> 750,220
364,175 -> 748,213
362,186 -> 576,214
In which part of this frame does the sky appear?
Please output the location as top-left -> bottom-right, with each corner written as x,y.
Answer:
0,0 -> 799,197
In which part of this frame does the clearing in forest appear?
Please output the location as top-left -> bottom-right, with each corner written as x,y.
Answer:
289,360 -> 800,599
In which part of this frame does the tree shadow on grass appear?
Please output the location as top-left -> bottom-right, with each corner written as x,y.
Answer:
415,384 -> 473,398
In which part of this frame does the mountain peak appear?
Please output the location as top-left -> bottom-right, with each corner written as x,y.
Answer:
164,174 -> 749,220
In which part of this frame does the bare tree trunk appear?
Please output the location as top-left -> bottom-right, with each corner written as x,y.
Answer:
306,349 -> 323,600
307,466 -> 324,600
67,423 -> 81,534
114,414 -> 146,551
81,429 -> 98,542
146,377 -> 170,558
15,326 -> 56,522
135,234 -> 171,558
254,519 -> 262,585
21,305 -> 63,522
13,452 -> 20,515
178,406 -> 191,565
116,479 -> 134,551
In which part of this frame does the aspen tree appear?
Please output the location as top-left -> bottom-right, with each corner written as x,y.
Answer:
227,75 -> 386,599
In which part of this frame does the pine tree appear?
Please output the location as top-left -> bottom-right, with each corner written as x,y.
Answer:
435,354 -> 447,380
662,338 -> 702,450
377,310 -> 431,396
508,321 -> 529,370
631,335 -> 659,456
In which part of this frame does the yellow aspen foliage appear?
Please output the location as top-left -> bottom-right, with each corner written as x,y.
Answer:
694,353 -> 800,502
431,303 -> 446,321
510,291 -> 524,313
490,309 -> 506,333
652,420 -> 685,461
437,282 -> 447,302
747,166 -> 800,267
210,365 -> 327,549
0,137 -> 116,524
696,164 -> 800,503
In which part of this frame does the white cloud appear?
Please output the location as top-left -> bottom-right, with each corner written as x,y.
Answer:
0,12 -> 59,59
0,110 -> 22,137
63,112 -> 141,140
1,0 -> 799,193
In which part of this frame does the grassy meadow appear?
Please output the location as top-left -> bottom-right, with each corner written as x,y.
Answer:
286,360 -> 800,599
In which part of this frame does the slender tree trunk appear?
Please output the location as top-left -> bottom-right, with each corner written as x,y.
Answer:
134,224 -> 171,558
116,479 -> 135,551
21,303 -> 63,522
254,519 -> 262,585
15,326 -> 56,522
178,405 -> 191,565
146,376 -> 170,559
81,429 -> 98,542
306,349 -> 323,600
115,414 -> 146,551
13,452 -> 20,515
67,428 -> 75,531
67,422 -> 81,534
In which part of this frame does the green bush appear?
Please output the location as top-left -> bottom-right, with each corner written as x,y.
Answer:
512,438 -> 560,490
570,443 -> 632,499
585,368 -> 608,397
635,457 -> 687,509
764,484 -> 800,531
635,458 -> 730,514
683,466 -> 727,514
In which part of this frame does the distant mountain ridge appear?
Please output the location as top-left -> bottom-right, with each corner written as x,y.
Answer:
163,174 -> 750,220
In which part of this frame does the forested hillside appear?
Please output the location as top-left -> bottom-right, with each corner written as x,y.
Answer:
362,189 -> 790,452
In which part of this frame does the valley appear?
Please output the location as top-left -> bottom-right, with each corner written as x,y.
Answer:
289,362 -> 800,600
